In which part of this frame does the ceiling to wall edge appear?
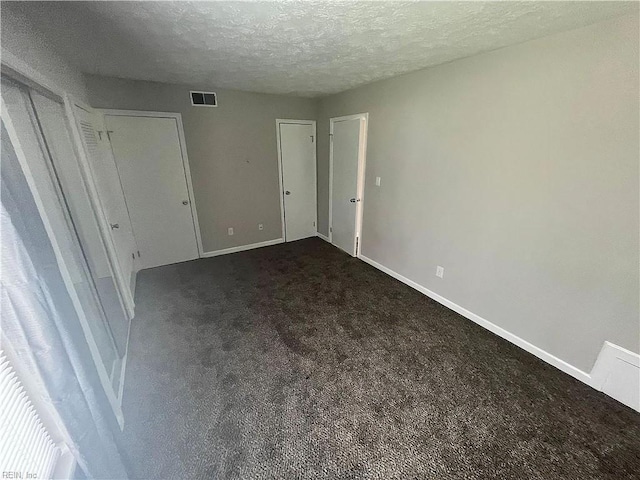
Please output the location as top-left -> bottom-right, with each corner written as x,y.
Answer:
77,10 -> 636,102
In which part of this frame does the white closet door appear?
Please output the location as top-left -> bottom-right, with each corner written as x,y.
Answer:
69,102 -> 137,314
104,115 -> 199,270
279,122 -> 317,242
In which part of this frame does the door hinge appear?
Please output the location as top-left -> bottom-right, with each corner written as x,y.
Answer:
313,221 -> 316,227
137,250 -> 141,257
355,236 -> 359,255
310,135 -> 314,143
330,227 -> 332,233
131,253 -> 135,260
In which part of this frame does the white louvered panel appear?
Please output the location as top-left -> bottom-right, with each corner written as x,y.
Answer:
0,354 -> 60,479
79,121 -> 99,152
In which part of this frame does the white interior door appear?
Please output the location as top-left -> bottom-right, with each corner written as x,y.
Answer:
330,115 -> 367,256
104,114 -> 200,270
69,102 -> 137,315
278,121 -> 317,242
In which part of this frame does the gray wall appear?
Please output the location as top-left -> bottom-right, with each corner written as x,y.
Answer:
317,14 -> 639,372
84,75 -> 318,252
1,2 -> 88,101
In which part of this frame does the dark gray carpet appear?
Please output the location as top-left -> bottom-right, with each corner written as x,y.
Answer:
120,238 -> 640,479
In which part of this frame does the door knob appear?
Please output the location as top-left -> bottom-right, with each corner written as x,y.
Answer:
110,223 -> 119,229
182,200 -> 189,205
285,191 -> 291,195
349,198 -> 356,203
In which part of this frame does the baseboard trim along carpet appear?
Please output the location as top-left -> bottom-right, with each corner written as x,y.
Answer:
590,342 -> 640,411
201,238 -> 284,258
358,254 -> 640,412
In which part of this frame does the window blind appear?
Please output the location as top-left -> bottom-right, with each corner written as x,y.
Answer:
0,353 -> 60,479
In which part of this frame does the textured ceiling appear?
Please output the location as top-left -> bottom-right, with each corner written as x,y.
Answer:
8,1 -> 637,97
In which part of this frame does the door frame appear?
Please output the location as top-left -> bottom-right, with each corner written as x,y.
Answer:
329,113 -> 369,256
275,119 -> 317,242
99,109 -> 204,258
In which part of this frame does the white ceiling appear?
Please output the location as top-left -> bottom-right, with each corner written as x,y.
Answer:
10,1 -> 636,97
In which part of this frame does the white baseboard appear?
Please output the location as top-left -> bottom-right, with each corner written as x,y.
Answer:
590,342 -> 639,411
358,254 -> 640,411
359,255 -> 640,412
201,238 -> 284,258
316,232 -> 330,243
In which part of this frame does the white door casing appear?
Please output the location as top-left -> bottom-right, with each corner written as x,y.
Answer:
277,120 -> 317,242
329,114 -> 368,256
104,113 -> 200,269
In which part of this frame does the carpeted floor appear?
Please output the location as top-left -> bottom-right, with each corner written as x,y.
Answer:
120,238 -> 640,479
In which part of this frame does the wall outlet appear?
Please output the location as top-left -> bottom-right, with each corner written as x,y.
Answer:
436,266 -> 444,278
258,223 -> 264,231
375,176 -> 381,187
228,227 -> 234,236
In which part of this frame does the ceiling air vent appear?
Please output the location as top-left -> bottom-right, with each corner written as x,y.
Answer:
190,91 -> 217,107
